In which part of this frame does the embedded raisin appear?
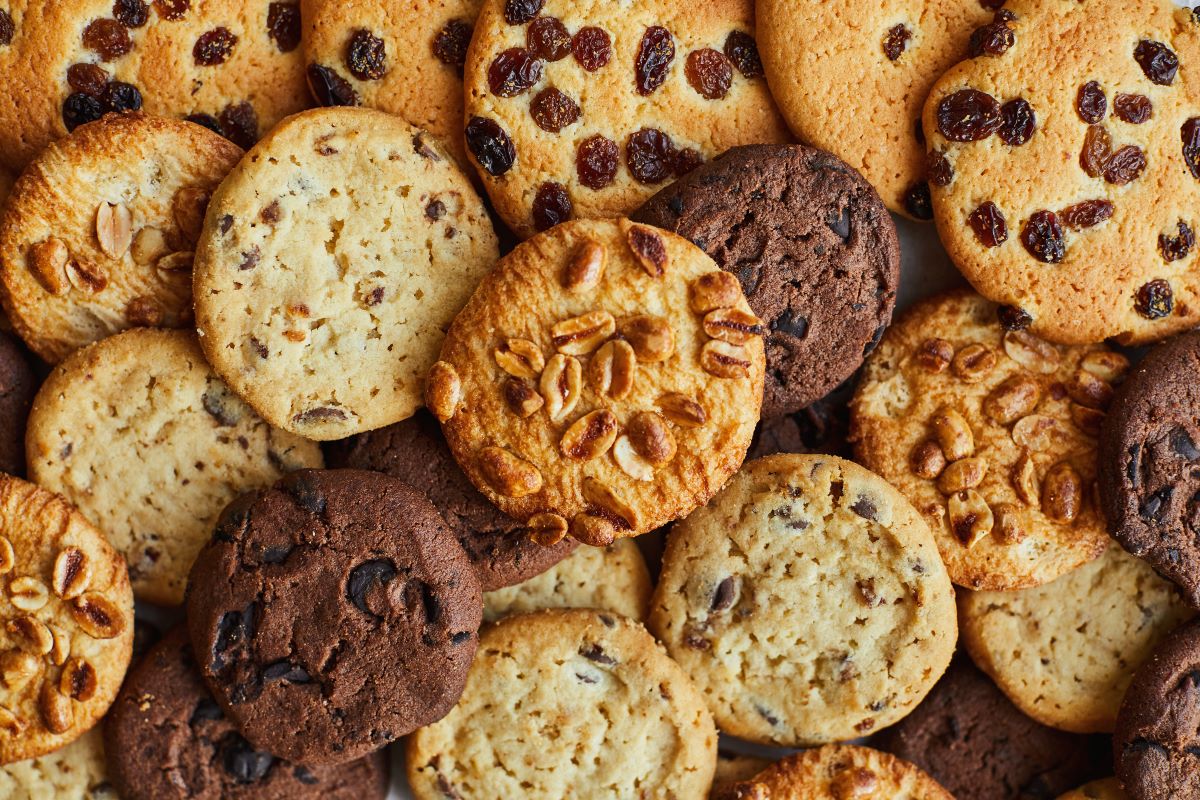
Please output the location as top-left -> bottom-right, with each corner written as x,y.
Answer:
904,182 -> 933,220
968,202 -> 1007,247
635,26 -> 674,96
926,151 -> 954,186
968,20 -> 1014,57
62,93 -> 105,132
527,16 -> 570,61
346,29 -> 387,80
466,116 -> 516,176
1135,279 -> 1174,319
154,0 -> 189,19
1159,221 -> 1194,262
67,63 -> 110,97
1021,211 -> 1065,263
626,128 -> 677,184
266,3 -> 301,53
685,48 -> 732,100
1114,93 -> 1151,124
219,102 -> 258,149
100,81 -> 142,112
1076,81 -> 1106,124
576,134 -> 618,189
572,26 -> 611,71
1079,124 -> 1112,177
504,0 -> 543,25
936,88 -> 1002,141
0,10 -> 13,45
997,305 -> 1032,331
673,148 -> 702,176
1103,145 -> 1146,185
488,48 -> 542,97
724,31 -> 762,78
186,113 -> 224,136
532,182 -> 571,231
194,27 -> 237,66
82,18 -> 133,61
306,64 -> 358,106
433,20 -> 472,69
1060,199 -> 1113,230
883,24 -> 910,61
998,98 -> 1035,145
1134,40 -> 1178,86
113,0 -> 148,27
530,87 -> 579,132
1184,118 -> 1200,179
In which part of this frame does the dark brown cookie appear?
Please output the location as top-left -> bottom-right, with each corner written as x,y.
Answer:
1113,618 -> 1200,800
0,329 -> 37,476
326,410 -> 576,590
747,388 -> 853,461
631,144 -> 900,418
185,469 -> 482,766
105,628 -> 389,800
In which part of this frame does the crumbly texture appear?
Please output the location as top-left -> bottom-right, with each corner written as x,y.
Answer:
0,331 -> 36,476
462,0 -> 791,238
0,0 -> 310,172
632,144 -> 900,417
757,0 -> 993,218
1057,780 -> 1129,800
851,289 -> 1113,590
0,475 -> 134,764
748,393 -> 854,462
0,113 -> 242,363
326,409 -> 575,591
483,537 -> 651,622
105,627 -> 389,800
923,0 -> 1200,345
185,469 -> 482,766
406,608 -> 717,799
434,218 -> 764,543
0,727 -> 114,799
718,745 -> 954,800
26,329 -> 324,605
194,107 -> 498,441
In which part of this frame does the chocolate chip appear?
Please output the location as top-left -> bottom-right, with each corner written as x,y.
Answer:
212,601 -> 259,673
346,559 -> 398,616
293,766 -> 318,785
1139,487 -> 1172,523
262,661 -> 310,683
219,732 -> 275,783
291,406 -> 348,426
828,205 -> 852,240
425,200 -> 446,221
1171,427 -> 1200,460
710,576 -> 738,611
851,496 -> 879,521
772,308 -> 809,339
282,473 -> 327,515
189,698 -> 222,724
580,643 -> 616,665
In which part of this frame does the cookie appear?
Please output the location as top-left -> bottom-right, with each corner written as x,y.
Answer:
26,328 -> 324,605
0,170 -> 12,212
461,0 -> 791,238
194,106 -> 498,441
631,144 -> 900,417
1099,330 -> 1200,608
718,745 -> 954,800
0,727 -> 113,798
430,218 -> 765,545
327,409 -> 574,591
711,752 -> 771,799
0,113 -> 241,363
1057,780 -> 1129,800
406,608 -> 717,799
649,454 -> 957,746
850,289 -> 1116,590
960,543 -> 1195,734
922,0 -> 1200,345
301,0 -> 481,166
0,474 -> 134,764
0,331 -> 36,477
105,627 -> 390,800
185,469 -> 482,765
0,0 -> 309,172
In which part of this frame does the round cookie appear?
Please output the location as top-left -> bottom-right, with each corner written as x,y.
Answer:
461,0 -> 791,238
0,113 -> 242,363
0,474 -> 134,765
185,469 -> 483,765
711,751 -> 771,799
1100,330 -> 1200,609
327,409 -> 575,591
0,0 -> 310,172
26,328 -> 324,605
194,106 -> 498,441
0,727 -> 113,798
631,144 -> 900,417
0,170 -> 12,212
105,627 -> 389,800
1113,618 -> 1200,800
1058,780 -> 1129,800
922,0 -> 1200,345
0,331 -> 37,477
406,608 -> 717,799
718,745 -> 954,800
850,289 -> 1116,591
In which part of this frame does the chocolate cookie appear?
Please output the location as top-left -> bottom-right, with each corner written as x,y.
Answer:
632,144 -> 899,418
105,627 -> 389,800
185,469 -> 483,766
748,390 -> 853,461
0,329 -> 36,476
327,410 -> 575,591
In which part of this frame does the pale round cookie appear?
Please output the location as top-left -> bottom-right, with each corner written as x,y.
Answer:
0,0 -> 310,172
850,289 -> 1116,591
461,0 -> 790,238
1058,779 -> 1129,800
429,217 -> 765,545
483,537 -> 652,622
406,608 -> 717,799
718,745 -> 954,800
0,474 -> 134,765
0,727 -> 113,798
194,106 -> 499,441
25,328 -> 324,605
922,0 -> 1200,345
960,543 -> 1195,734
0,113 -> 241,363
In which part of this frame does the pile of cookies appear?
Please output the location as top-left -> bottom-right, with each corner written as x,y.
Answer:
0,0 -> 1196,798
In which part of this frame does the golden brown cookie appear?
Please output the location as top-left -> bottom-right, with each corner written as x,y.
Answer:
1057,779 -> 1129,800
719,745 -> 954,800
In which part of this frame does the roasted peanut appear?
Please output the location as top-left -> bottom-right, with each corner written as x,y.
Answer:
983,375 -> 1042,425
564,239 -> 606,290
618,315 -> 675,362
540,354 -> 583,422
425,361 -> 462,422
552,311 -> 615,355
948,489 -> 994,548
916,338 -> 954,372
702,308 -> 765,345
560,410 -> 619,461
937,457 -> 988,494
1042,462 -> 1084,523
689,271 -> 742,313
909,440 -> 947,479
657,393 -> 707,428
588,340 -> 635,400
700,340 -> 753,379
930,407 -> 974,461
478,447 -> 543,498
1003,330 -> 1061,373
952,343 -> 997,382
494,338 -> 545,379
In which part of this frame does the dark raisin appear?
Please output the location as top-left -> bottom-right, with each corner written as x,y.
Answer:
968,20 -> 1014,57
306,64 -> 358,106
266,3 -> 300,53
572,26 -> 611,71
1079,124 -> 1112,177
1134,40 -> 1178,86
1075,81 -> 1106,124
673,147 -> 702,176
62,93 -> 105,132
1113,93 -> 1151,124
425,200 -> 446,221
626,127 -> 677,184
67,63 -> 110,97
1135,279 -> 1174,319
346,29 -> 387,80
100,81 -> 142,112
883,24 -> 911,61
1060,199 -> 1113,230
635,26 -> 674,96
219,102 -> 258,149
936,88 -> 1002,142
1183,118 -> 1200,179
904,182 -> 933,220
724,31 -> 762,78
0,10 -> 13,45
218,733 -> 274,783
346,559 -> 398,617
504,0 -> 543,25
685,48 -> 732,100
711,577 -> 738,611
466,116 -> 516,176
82,18 -> 133,61
113,0 -> 148,27
532,181 -> 571,231
186,113 -> 224,136
433,20 -> 472,69
997,305 -> 1032,330
926,151 -> 954,186
1159,221 -> 1194,262
998,98 -> 1035,145
968,202 -> 1007,246
153,0 -> 190,20
194,27 -> 237,66
488,47 -> 542,97
576,134 -> 618,189
527,16 -> 570,61
529,87 -> 579,132
1021,210 -> 1065,263
1103,145 -> 1146,185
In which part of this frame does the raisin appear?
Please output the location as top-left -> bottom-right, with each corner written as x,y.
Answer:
504,0 -> 543,25
532,182 -> 571,231
100,81 -> 142,112
488,47 -> 542,97
62,93 -> 105,132
1060,199 -> 1113,230
1103,145 -> 1146,185
266,3 -> 301,53
1021,211 -> 1065,263
194,27 -> 237,66
466,116 -> 516,176
673,147 -> 702,176
626,128 -> 677,184
904,182 -> 933,220
1135,279 -> 1174,319
433,20 -> 472,70
926,151 -> 954,186
186,113 -> 224,136
0,10 -> 13,45
1079,124 -> 1112,177
219,102 -> 258,149
82,18 -> 133,61
936,89 -> 1002,142
1134,40 -> 1178,86
67,63 -> 110,97
576,134 -> 618,189
968,20 -> 1014,57
997,305 -> 1032,331
883,24 -> 910,61
345,29 -> 387,80
527,16 -> 570,61
530,87 -> 579,132
1159,221 -> 1194,262
685,48 -> 732,100
1076,81 -> 1106,124
153,0 -> 189,19
307,64 -> 358,106
572,26 -> 611,71
113,0 -> 148,27
724,31 -> 763,78
1184,118 -> 1200,179
635,26 -> 674,96
1114,93 -> 1151,124
998,98 -> 1035,145
968,202 -> 1007,246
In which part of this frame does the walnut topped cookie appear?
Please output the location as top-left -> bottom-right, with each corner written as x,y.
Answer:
851,290 -> 1116,590
429,218 -> 765,546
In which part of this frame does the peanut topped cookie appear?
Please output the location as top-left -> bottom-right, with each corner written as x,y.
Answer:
461,0 -> 790,238
719,745 -> 954,800
429,218 -> 765,546
1057,780 -> 1129,800
923,0 -> 1200,345
851,290 -> 1116,590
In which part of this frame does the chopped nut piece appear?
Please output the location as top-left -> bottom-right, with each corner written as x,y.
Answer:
0,650 -> 38,688
689,271 -> 741,313
657,393 -> 706,427
52,547 -> 91,599
627,411 -> 676,464
502,377 -> 544,418
588,340 -> 636,400
618,315 -> 674,362
1065,368 -> 1113,409
131,226 -> 170,264
39,680 -> 73,734
125,295 -> 164,326
552,311 -> 615,355
916,338 -> 954,372
937,457 -> 988,494
425,361 -> 462,422
154,251 -> 194,273
1011,414 -> 1067,451
66,259 -> 107,293
540,354 -> 583,422
47,624 -> 70,666
1042,461 -> 1083,523
951,342 -> 997,382
60,658 -> 97,701
700,340 -> 752,378
172,187 -> 210,244
909,440 -> 947,479
613,436 -> 654,480
625,224 -> 668,277
1080,350 -> 1129,383
1003,329 -> 1061,373
528,513 -> 569,546
948,489 -> 994,547
28,238 -> 70,295
560,410 -> 619,461
95,201 -> 132,258
494,338 -> 545,378
1011,451 -> 1040,506
8,616 -> 52,655
478,447 -> 543,498
702,308 -> 765,344
982,375 -> 1042,424
69,593 -> 126,639
9,577 -> 49,612
564,239 -> 606,290
0,706 -> 24,734
930,406 -> 974,461
993,503 -> 1027,544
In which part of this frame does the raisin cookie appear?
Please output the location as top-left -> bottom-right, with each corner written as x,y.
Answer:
406,608 -> 717,799
429,218 -> 765,545
26,329 -> 324,605
461,0 -> 790,238
0,0 -> 309,172
0,113 -> 241,363
0,475 -> 134,765
850,290 -> 1117,590
1057,780 -> 1129,800
632,144 -> 900,417
0,727 -> 112,798
0,331 -> 37,477
650,454 -> 956,746
923,0 -> 1200,345
718,745 -> 954,800
194,107 -> 498,441
185,469 -> 482,766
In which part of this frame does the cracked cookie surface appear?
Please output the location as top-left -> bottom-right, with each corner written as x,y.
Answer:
718,744 -> 954,800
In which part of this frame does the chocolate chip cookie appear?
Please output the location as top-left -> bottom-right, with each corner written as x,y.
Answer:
0,727 -> 112,797
0,330 -> 36,477
632,144 -> 900,417
185,469 -> 482,766
718,745 -> 954,800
